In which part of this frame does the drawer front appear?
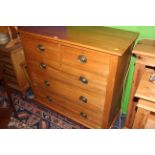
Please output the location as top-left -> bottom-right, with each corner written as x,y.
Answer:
21,34 -> 61,69
27,60 -> 107,94
33,86 -> 103,128
30,71 -> 105,112
61,45 -> 110,76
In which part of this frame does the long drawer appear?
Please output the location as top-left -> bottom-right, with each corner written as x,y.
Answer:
33,85 -> 103,128
20,33 -> 62,69
61,45 -> 110,76
27,60 -> 107,94
30,70 -> 105,112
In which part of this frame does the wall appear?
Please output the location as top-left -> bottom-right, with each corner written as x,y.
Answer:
111,26 -> 155,40
110,26 -> 155,114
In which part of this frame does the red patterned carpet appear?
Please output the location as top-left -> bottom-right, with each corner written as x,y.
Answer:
0,86 -> 125,129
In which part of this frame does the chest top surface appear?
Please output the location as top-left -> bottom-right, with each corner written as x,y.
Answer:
133,39 -> 155,58
19,26 -> 138,56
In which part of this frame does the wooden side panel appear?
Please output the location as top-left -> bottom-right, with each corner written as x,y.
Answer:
11,48 -> 29,92
125,63 -> 145,128
102,55 -> 119,128
103,44 -> 133,128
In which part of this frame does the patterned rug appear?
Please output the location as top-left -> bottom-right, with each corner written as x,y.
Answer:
0,86 -> 126,129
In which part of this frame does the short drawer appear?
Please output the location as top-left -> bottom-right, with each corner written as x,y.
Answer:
33,86 -> 103,128
61,45 -> 110,76
20,33 -> 61,69
30,71 -> 105,112
27,60 -> 107,94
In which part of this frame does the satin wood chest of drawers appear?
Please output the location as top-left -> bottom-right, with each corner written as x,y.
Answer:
19,27 -> 138,128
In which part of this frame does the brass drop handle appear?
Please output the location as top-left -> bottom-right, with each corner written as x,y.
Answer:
40,63 -> 47,69
46,96 -> 53,102
44,80 -> 50,87
79,76 -> 88,84
37,44 -> 45,52
79,96 -> 87,103
80,112 -> 87,119
78,55 -> 87,63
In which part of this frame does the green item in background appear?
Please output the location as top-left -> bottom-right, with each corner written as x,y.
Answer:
111,26 -> 155,42
121,56 -> 137,114
111,26 -> 155,114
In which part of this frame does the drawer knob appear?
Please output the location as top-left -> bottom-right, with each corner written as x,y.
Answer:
40,63 -> 47,69
79,76 -> 88,84
78,55 -> 87,63
46,96 -> 53,102
79,96 -> 87,103
44,80 -> 50,87
80,112 -> 87,119
37,44 -> 45,52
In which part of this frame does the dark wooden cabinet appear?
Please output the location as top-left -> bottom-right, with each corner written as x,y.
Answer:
0,43 -> 29,92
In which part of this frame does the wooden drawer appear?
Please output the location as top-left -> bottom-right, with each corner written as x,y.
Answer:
33,86 -> 103,128
61,45 -> 110,76
27,60 -> 107,94
30,71 -> 105,112
20,33 -> 61,69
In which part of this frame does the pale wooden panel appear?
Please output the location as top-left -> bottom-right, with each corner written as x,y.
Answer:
145,114 -> 155,129
135,69 -> 155,102
133,44 -> 155,58
133,107 -> 150,129
137,99 -> 155,113
11,48 -> 29,90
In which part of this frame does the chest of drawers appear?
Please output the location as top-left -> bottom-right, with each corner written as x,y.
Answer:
19,27 -> 138,128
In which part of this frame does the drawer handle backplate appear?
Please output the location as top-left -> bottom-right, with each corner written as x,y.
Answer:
79,96 -> 87,103
46,96 -> 53,102
40,63 -> 47,69
80,112 -> 87,119
79,76 -> 88,84
44,80 -> 50,87
37,44 -> 45,52
78,55 -> 87,63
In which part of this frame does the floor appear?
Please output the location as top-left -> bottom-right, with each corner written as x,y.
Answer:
0,86 -> 126,129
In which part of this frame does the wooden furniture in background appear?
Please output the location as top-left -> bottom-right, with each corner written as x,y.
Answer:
19,26 -> 138,128
0,67 -> 16,128
0,43 -> 29,93
125,39 -> 155,128
0,26 -> 8,34
132,68 -> 155,128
